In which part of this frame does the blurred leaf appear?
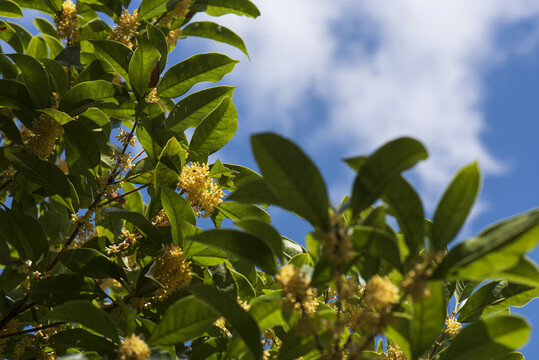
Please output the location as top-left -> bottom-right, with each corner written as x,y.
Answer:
458,280 -> 539,323
382,175 -> 424,256
227,178 -> 280,205
47,300 -> 120,343
351,225 -> 401,270
59,248 -> 128,282
234,219 -> 283,262
213,201 -> 270,228
432,162 -> 481,250
208,263 -> 238,298
129,34 -> 160,99
149,295 -> 219,346
139,0 -> 175,19
188,283 -> 262,359
435,210 -> 539,281
494,256 -> 539,287
49,328 -> 116,357
0,0 -> 23,17
351,137 -> 427,216
437,315 -> 530,360
182,22 -> 249,57
385,313 -> 413,358
251,133 -> 330,229
189,96 -> 237,159
411,281 -> 445,359
191,229 -> 277,274
29,274 -> 107,306
157,53 -> 238,98
248,298 -> 284,331
190,0 -> 260,18
166,86 -> 235,132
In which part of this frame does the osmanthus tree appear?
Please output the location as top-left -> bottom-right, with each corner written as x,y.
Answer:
0,0 -> 538,359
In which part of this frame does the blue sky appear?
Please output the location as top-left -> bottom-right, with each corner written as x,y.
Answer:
10,0 -> 539,357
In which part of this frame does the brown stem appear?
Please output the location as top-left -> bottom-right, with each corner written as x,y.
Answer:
0,322 -> 64,340
99,183 -> 150,207
427,332 -> 447,360
0,295 -> 29,330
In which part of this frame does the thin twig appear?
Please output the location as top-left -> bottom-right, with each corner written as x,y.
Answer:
99,183 -> 150,207
0,322 -> 65,340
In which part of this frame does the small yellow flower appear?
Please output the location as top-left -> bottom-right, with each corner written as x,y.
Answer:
152,244 -> 192,301
177,162 -> 223,218
55,0 -> 79,42
276,264 -> 318,313
108,9 -> 139,49
145,88 -> 159,103
160,0 -> 191,27
384,344 -> 408,360
151,209 -> 170,226
116,128 -> 137,147
117,335 -> 151,360
166,28 -> 182,46
363,275 -> 399,312
24,114 -> 64,160
444,317 -> 462,339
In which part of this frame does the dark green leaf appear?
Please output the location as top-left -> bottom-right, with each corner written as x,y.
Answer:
80,19 -> 113,41
0,0 -> 23,17
161,187 -> 196,244
129,35 -> 161,99
190,0 -> 260,18
0,209 -> 48,261
0,113 -> 23,144
251,133 -> 330,229
411,281 -> 445,359
166,86 -> 235,132
458,280 -> 539,323
0,79 -> 34,111
146,22 -> 168,73
90,40 -> 132,81
49,328 -> 116,357
59,80 -> 130,115
148,295 -> 219,345
26,35 -> 48,58
351,137 -> 428,216
47,300 -> 120,343
55,44 -> 82,68
189,96 -> 237,158
40,58 -> 69,97
191,229 -> 277,274
34,17 -> 58,37
139,0 -> 174,19
227,178 -> 281,205
101,207 -> 164,244
188,284 -> 262,359
59,248 -> 127,283
432,162 -> 481,250
157,53 -> 238,98
208,263 -> 238,298
63,120 -> 102,167
29,274 -> 106,306
182,22 -> 249,57
213,201 -> 270,228
234,219 -> 283,262
382,175 -> 424,256
231,269 -> 256,299
437,315 -> 530,360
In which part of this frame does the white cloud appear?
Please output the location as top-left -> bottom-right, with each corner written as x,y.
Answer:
206,0 -> 539,214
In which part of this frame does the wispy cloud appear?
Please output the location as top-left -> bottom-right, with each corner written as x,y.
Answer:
203,0 -> 539,215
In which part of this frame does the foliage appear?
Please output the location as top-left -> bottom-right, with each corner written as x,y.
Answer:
0,1 -> 538,359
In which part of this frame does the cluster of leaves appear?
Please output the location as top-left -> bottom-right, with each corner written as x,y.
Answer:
0,0 -> 538,359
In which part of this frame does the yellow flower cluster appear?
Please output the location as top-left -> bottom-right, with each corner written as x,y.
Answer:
444,317 -> 462,339
23,114 -> 64,160
166,28 -> 182,46
145,88 -> 159,103
111,148 -> 135,174
322,214 -> 355,265
151,209 -> 170,226
70,210 -> 100,245
0,318 -> 18,354
161,0 -> 191,27
384,344 -> 408,360
117,335 -> 151,360
152,244 -> 192,301
177,162 -> 223,218
116,128 -> 137,147
106,229 -> 140,255
108,9 -> 139,49
55,0 -> 79,42
1,165 -> 16,180
276,264 -> 318,313
363,275 -> 399,312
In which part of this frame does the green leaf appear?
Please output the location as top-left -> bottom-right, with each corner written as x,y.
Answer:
437,315 -> 530,360
129,35 -> 161,99
0,113 -> 22,144
251,133 -> 330,229
454,280 -> 480,304
63,120 -> 102,167
59,80 -> 130,115
59,248 -> 128,283
49,328 -> 116,357
29,274 -> 106,306
227,178 -> 281,205
189,96 -> 238,158
139,0 -> 174,19
0,0 -> 21,17
166,85 -> 235,132
47,300 -> 120,343
432,162 -> 481,250
188,284 -> 262,359
458,280 -> 539,323
231,269 -> 256,300
90,40 -> 132,81
161,187 -> 196,244
411,281 -> 445,359
351,137 -> 428,216
213,201 -> 270,228
208,263 -> 238,298
80,19 -> 113,41
182,22 -> 249,57
0,79 -> 34,111
0,209 -> 49,261
34,17 -> 58,37
191,0 -> 260,18
5,147 -> 72,199
385,313 -> 413,358
234,219 -> 283,262
40,58 -> 69,97
351,225 -> 401,270
382,175 -> 424,256
157,53 -> 238,98
101,207 -> 164,244
146,22 -> 168,73
55,44 -> 82,68
494,256 -> 539,287
26,35 -> 48,58
149,295 -> 219,346
42,34 -> 64,58
248,298 -> 285,331
435,210 -> 539,281
190,229 -> 277,274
